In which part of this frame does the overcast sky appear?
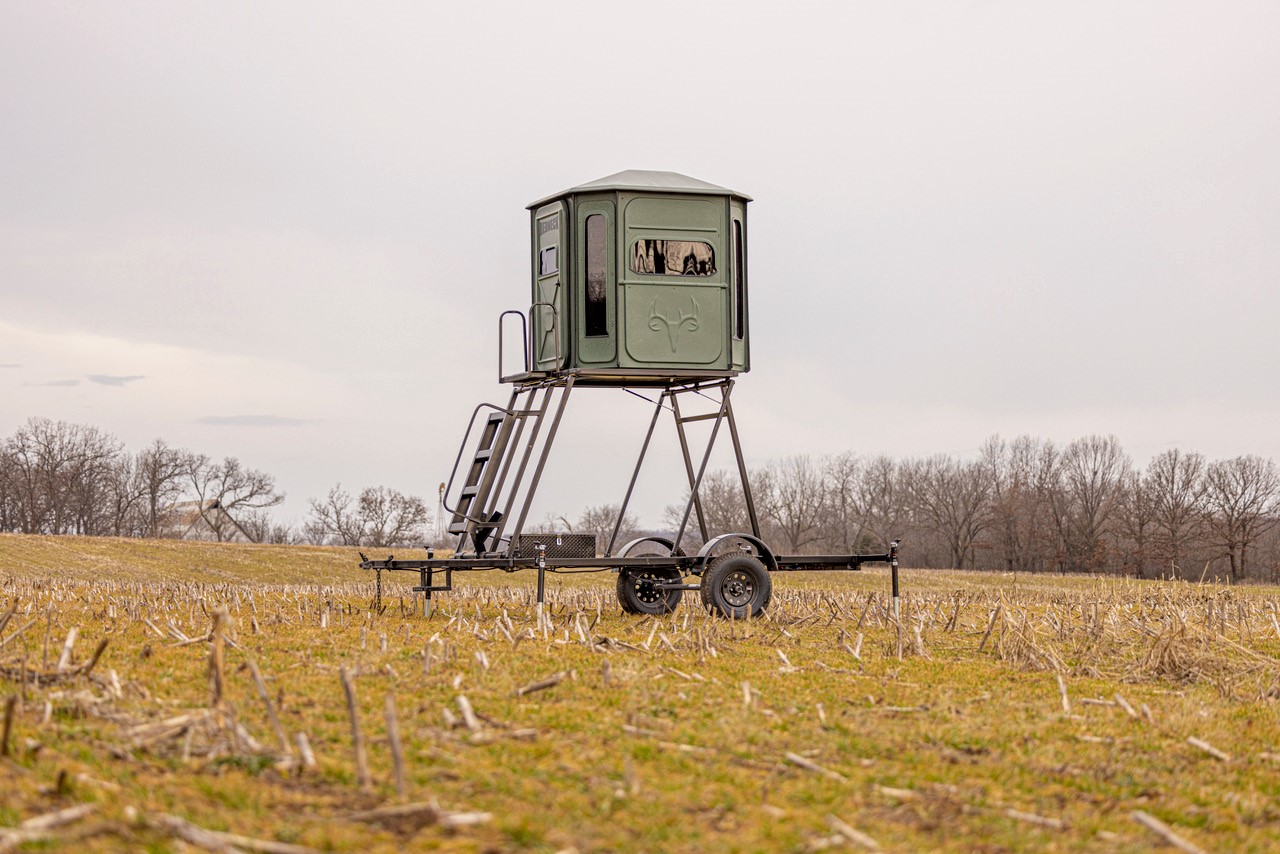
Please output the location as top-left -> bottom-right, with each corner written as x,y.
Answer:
3,1 -> 1278,530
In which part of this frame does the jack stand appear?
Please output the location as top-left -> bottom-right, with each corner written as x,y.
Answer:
535,543 -> 547,625
890,540 -> 901,618
416,550 -> 438,618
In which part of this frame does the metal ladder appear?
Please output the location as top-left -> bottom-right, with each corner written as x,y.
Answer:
442,376 -> 576,555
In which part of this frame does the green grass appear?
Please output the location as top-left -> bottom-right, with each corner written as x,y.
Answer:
1,534 -> 1279,851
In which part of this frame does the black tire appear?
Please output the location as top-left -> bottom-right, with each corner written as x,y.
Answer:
700,553 -> 772,619
617,567 -> 683,615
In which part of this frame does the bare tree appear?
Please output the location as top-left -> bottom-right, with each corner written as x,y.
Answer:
575,503 -> 641,555
855,454 -> 910,551
0,447 -> 14,532
1146,449 -> 1206,579
97,453 -> 147,537
241,510 -> 301,545
663,468 -> 757,548
1,422 -> 46,533
1,418 -> 125,535
355,486 -> 429,547
904,454 -> 993,569
69,422 -> 125,535
135,439 -> 191,537
759,455 -> 826,554
186,455 -> 284,542
308,484 -> 364,545
1203,455 -> 1280,582
982,435 -> 1060,572
306,484 -> 428,547
300,516 -> 332,546
1055,435 -> 1130,572
1114,470 -> 1157,578
821,452 -> 866,552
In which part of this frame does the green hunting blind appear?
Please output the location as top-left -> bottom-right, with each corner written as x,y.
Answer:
522,170 -> 751,380
360,170 -> 901,621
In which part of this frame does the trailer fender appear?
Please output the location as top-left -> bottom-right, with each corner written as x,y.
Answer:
612,536 -> 686,572
696,534 -> 778,574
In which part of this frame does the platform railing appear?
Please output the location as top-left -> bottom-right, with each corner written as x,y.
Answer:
497,302 -> 561,382
497,310 -> 528,382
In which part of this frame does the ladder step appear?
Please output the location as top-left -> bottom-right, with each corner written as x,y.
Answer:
447,521 -> 468,534
486,411 -> 506,424
473,449 -> 493,461
678,412 -> 723,424
460,485 -> 480,498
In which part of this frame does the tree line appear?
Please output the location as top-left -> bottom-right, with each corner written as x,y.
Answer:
0,417 -> 288,542
0,417 -> 431,548
646,435 -> 1280,582
5,417 -> 1280,582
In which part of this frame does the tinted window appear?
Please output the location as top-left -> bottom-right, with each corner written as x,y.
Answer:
733,221 -> 744,339
585,214 -> 607,337
630,239 -> 715,277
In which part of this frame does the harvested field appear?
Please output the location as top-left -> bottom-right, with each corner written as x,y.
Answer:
2,533 -> 1280,851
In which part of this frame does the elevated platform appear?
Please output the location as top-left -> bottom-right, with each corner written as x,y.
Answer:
500,367 -> 740,388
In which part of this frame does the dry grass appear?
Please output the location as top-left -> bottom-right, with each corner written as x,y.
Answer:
2,534 -> 1280,851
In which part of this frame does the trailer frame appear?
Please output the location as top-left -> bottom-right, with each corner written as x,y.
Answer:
359,346 -> 901,618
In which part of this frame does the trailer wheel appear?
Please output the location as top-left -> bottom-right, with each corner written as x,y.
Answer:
700,553 -> 771,619
617,568 -> 683,615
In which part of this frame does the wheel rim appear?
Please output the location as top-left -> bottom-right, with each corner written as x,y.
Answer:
631,572 -> 666,606
720,569 -> 755,608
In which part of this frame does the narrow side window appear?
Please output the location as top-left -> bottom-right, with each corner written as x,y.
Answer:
585,214 -> 607,337
733,220 -> 745,340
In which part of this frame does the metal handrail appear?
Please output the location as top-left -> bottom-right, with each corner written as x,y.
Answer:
497,309 -> 529,382
440,401 -> 516,522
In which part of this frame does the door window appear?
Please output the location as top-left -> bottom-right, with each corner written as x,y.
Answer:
539,246 -> 558,276
585,214 -> 607,337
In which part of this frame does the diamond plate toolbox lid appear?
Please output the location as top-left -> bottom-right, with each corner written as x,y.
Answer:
512,533 -> 598,559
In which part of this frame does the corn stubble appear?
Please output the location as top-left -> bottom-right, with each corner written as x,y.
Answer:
1,535 -> 1279,851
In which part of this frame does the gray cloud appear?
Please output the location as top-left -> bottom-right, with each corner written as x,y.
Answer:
87,374 -> 145,386
197,415 -> 307,427
0,363 -> 20,368
26,379 -> 80,387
